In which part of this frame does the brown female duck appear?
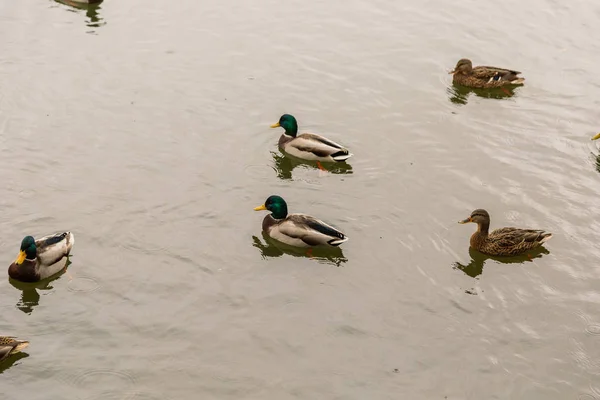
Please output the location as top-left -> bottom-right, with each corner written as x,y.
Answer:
449,59 -> 525,88
0,336 -> 29,362
459,209 -> 552,256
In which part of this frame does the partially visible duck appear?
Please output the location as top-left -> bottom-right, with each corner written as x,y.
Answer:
0,336 -> 29,362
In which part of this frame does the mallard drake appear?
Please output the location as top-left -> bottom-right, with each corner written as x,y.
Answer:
459,209 -> 552,256
0,336 -> 29,362
270,114 -> 352,163
254,195 -> 348,247
8,232 -> 75,282
449,59 -> 525,88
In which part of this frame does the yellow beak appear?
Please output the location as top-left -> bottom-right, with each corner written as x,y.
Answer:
15,250 -> 26,265
458,217 -> 472,224
254,204 -> 267,211
592,133 -> 600,140
270,122 -> 280,128
448,69 -> 457,74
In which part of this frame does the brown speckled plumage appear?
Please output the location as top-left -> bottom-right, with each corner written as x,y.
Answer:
459,209 -> 552,256
0,336 -> 29,362
450,59 -> 525,89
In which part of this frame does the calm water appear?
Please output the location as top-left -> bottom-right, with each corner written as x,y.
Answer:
2,0 -> 600,398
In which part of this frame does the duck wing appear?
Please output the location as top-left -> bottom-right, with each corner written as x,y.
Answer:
488,227 -> 551,248
279,214 -> 348,247
35,232 -> 74,266
290,133 -> 348,158
0,336 -> 29,361
472,66 -> 522,82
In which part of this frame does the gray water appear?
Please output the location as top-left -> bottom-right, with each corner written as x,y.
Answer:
2,0 -> 600,399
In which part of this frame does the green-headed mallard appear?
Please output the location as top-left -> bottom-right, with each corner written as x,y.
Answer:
270,114 -> 352,163
459,209 -> 552,256
449,59 -> 525,89
8,232 -> 75,282
0,336 -> 29,362
592,133 -> 600,140
254,195 -> 348,247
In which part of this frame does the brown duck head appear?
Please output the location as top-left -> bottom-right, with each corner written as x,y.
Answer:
449,59 -> 473,75
459,209 -> 490,233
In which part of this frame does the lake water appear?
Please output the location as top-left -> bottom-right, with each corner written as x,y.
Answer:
2,0 -> 600,398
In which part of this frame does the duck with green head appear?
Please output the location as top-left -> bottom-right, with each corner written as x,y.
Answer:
254,195 -> 348,248
0,336 -> 29,362
270,114 -> 353,163
8,232 -> 75,282
459,209 -> 552,256
450,59 -> 525,89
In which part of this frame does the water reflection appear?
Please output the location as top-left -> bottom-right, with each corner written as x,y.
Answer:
252,233 -> 348,267
9,268 -> 68,314
0,352 -> 29,374
447,84 -> 519,105
453,246 -> 550,279
271,151 -> 353,180
592,152 -> 600,174
54,0 -> 105,29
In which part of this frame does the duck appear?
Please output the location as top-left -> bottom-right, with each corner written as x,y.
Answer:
270,114 -> 352,163
254,195 -> 348,248
449,59 -> 525,88
0,336 -> 29,362
8,232 -> 75,282
458,209 -> 552,256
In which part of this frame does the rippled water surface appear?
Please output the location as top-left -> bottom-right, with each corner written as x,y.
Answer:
2,0 -> 600,398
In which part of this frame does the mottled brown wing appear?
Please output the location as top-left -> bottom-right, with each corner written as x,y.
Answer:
472,66 -> 521,82
489,228 -> 547,248
0,337 -> 17,346
0,337 -> 24,361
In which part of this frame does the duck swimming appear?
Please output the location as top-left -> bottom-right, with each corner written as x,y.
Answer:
0,336 -> 29,362
459,209 -> 551,256
270,114 -> 352,163
8,232 -> 75,282
449,59 -> 525,89
254,195 -> 348,248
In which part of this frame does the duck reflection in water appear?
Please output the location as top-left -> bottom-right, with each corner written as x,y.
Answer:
592,152 -> 600,174
590,133 -> 600,173
447,84 -> 519,106
0,351 -> 29,374
271,151 -> 353,180
252,233 -> 348,267
54,0 -> 105,28
9,266 -> 68,314
453,246 -> 550,279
